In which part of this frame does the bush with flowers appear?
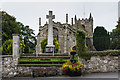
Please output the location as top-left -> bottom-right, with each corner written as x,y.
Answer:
62,61 -> 84,76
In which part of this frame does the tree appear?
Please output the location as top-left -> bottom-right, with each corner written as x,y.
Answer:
110,20 -> 120,49
75,30 -> 86,57
20,25 -> 37,53
93,26 -> 110,51
41,38 -> 59,53
1,11 -> 21,44
1,11 -> 37,54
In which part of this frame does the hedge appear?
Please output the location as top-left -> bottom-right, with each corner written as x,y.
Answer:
81,50 -> 120,59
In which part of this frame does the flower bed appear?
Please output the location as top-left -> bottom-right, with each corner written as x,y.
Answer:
62,61 -> 84,76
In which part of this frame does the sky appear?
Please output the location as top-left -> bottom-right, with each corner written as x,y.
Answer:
1,0 -> 120,35
118,1 -> 120,18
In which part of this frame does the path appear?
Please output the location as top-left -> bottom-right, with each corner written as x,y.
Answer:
2,72 -> 119,80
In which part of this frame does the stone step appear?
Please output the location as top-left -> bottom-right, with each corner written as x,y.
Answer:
19,61 -> 66,64
20,53 -> 69,56
20,56 -> 70,59
17,64 -> 62,67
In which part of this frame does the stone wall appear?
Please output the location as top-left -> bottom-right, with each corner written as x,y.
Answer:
2,55 -> 118,78
2,56 -> 32,78
79,56 -> 118,73
2,56 -> 61,78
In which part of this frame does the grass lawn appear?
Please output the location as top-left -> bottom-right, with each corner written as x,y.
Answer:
18,64 -> 62,65
19,58 -> 70,62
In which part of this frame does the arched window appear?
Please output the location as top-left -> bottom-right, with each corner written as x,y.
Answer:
53,27 -> 59,41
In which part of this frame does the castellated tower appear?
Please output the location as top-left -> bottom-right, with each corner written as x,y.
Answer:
36,12 -> 95,54
71,13 -> 95,51
74,13 -> 93,37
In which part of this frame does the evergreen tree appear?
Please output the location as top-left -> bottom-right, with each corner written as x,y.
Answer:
93,26 -> 110,51
110,20 -> 120,49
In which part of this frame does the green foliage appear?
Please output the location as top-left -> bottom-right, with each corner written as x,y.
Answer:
1,11 -> 37,54
2,39 -> 25,55
2,39 -> 12,55
1,11 -> 21,44
75,30 -> 86,57
93,26 -> 110,51
19,40 -> 25,54
82,50 -> 120,60
110,20 -> 120,49
20,25 -> 37,53
41,38 -> 47,53
41,38 -> 60,53
19,58 -> 69,62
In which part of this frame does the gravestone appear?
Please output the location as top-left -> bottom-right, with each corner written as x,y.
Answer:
12,34 -> 19,64
45,11 -> 55,53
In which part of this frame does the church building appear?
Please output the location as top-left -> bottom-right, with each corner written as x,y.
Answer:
36,11 -> 95,54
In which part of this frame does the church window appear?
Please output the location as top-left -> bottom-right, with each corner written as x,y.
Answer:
53,27 -> 59,41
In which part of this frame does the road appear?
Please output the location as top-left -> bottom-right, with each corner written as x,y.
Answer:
1,72 -> 120,80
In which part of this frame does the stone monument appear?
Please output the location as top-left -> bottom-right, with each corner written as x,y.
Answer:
45,11 -> 55,53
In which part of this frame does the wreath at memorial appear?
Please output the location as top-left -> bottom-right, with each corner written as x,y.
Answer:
41,38 -> 59,53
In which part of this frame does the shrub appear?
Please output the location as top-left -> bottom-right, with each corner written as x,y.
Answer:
82,50 -> 120,60
2,39 -> 12,55
62,61 -> 84,76
41,38 -> 60,53
2,39 -> 25,55
75,30 -> 86,57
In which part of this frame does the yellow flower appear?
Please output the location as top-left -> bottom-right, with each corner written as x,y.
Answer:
69,65 -> 72,69
20,43 -> 22,46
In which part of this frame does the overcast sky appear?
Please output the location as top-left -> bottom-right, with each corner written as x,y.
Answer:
1,1 -> 120,35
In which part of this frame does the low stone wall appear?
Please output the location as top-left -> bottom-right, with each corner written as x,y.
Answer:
79,56 -> 118,73
2,56 -> 32,78
2,55 -> 119,78
2,56 -> 61,78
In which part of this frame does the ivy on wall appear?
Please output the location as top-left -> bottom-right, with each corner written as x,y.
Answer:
75,30 -> 86,57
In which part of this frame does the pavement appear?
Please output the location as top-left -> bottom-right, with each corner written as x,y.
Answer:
1,72 -> 120,80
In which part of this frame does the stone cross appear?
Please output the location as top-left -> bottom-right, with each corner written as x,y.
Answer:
46,11 -> 55,47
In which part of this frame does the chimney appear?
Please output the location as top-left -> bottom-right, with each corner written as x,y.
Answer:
71,18 -> 73,26
74,15 -> 77,24
39,17 -> 41,31
39,17 -> 41,27
66,13 -> 68,24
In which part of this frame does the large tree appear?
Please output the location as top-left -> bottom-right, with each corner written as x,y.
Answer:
1,11 -> 37,54
20,25 -> 37,53
1,11 -> 21,44
110,20 -> 120,49
93,26 -> 110,51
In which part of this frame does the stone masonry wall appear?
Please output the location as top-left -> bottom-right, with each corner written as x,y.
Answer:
2,56 -> 61,78
2,56 -> 32,78
79,56 -> 118,73
2,56 -> 118,78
